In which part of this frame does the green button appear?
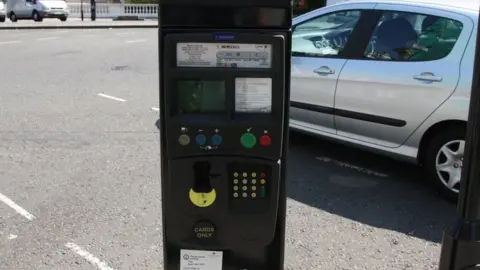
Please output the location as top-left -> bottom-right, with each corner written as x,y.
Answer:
178,134 -> 190,146
240,133 -> 256,149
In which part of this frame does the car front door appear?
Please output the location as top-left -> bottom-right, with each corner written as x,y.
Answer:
333,4 -> 472,148
24,0 -> 35,18
290,3 -> 376,135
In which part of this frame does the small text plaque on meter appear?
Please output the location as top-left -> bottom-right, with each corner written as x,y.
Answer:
235,78 -> 272,113
177,43 -> 272,68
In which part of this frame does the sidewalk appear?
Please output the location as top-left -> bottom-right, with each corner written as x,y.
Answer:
0,18 -> 158,30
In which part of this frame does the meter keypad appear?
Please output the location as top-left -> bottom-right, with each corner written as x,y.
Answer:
231,174 -> 267,200
228,163 -> 271,213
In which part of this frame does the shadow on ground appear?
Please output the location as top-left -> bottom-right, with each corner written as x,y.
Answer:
286,131 -> 457,243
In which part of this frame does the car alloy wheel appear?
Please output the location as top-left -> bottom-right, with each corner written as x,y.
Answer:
435,139 -> 465,194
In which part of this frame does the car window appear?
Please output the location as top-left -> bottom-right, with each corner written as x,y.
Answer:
292,10 -> 364,57
364,11 -> 463,61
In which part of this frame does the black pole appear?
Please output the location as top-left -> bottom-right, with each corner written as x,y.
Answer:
438,6 -> 480,270
90,0 -> 96,21
80,0 -> 84,21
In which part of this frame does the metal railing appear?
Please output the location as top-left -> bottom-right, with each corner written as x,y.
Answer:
67,3 -> 158,19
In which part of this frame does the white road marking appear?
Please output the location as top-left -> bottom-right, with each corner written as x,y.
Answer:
65,242 -> 114,270
316,156 -> 388,178
37,37 -> 60,41
0,40 -> 21,45
97,93 -> 126,102
8,234 -> 18,240
151,107 -> 159,111
0,193 -> 36,220
126,39 -> 146,44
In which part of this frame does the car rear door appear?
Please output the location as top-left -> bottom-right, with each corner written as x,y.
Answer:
290,3 -> 376,135
333,4 -> 473,148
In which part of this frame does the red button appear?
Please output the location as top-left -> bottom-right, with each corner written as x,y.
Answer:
259,135 -> 271,146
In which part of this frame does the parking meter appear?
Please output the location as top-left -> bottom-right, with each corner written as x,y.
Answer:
158,0 -> 291,269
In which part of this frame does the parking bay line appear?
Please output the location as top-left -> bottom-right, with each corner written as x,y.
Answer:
115,32 -> 133,36
97,93 -> 126,102
316,156 -> 389,178
0,40 -> 21,46
0,192 -> 36,221
125,39 -> 146,44
37,37 -> 60,41
65,242 -> 114,270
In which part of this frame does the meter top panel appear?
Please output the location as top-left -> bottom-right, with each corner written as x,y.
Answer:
159,0 -> 290,7
159,0 -> 292,29
162,33 -> 287,160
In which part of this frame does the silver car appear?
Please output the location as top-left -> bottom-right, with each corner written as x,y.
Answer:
290,0 -> 476,200
0,0 -> 6,22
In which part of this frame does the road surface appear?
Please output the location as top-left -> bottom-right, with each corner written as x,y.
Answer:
0,28 -> 456,270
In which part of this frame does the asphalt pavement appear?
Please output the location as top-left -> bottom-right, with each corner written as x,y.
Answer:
0,28 -> 457,270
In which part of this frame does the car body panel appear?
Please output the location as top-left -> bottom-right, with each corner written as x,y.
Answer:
404,21 -> 476,150
289,0 -> 477,164
334,4 -> 473,148
290,57 -> 344,135
291,3 -> 376,135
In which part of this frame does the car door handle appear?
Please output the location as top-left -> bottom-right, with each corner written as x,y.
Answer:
313,66 -> 335,75
414,72 -> 442,82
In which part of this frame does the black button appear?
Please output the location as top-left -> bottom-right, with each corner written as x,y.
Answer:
193,221 -> 216,240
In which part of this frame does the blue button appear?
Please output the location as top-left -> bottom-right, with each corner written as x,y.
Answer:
211,134 -> 222,146
195,135 -> 207,145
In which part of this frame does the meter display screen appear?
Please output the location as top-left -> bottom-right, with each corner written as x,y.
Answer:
176,80 -> 226,114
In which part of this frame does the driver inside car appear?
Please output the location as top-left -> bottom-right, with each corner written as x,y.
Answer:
408,16 -> 463,61
372,16 -> 418,60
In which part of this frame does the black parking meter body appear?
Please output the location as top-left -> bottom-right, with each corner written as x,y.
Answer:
158,1 -> 291,269
438,7 -> 480,270
90,0 -> 96,21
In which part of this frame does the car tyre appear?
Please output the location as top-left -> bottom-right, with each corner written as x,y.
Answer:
32,10 -> 42,22
425,128 -> 465,202
9,12 -> 17,22
59,16 -> 67,22
0,17 -> 5,23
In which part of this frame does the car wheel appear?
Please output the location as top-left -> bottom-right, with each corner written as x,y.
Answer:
0,17 -> 5,23
9,12 -> 17,22
32,10 -> 42,22
425,128 -> 465,202
59,16 -> 67,22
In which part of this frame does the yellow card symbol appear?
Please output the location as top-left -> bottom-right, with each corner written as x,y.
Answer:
189,189 -> 216,207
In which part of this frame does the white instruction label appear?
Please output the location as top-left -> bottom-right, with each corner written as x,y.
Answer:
180,249 -> 223,270
235,78 -> 272,113
177,43 -> 272,69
